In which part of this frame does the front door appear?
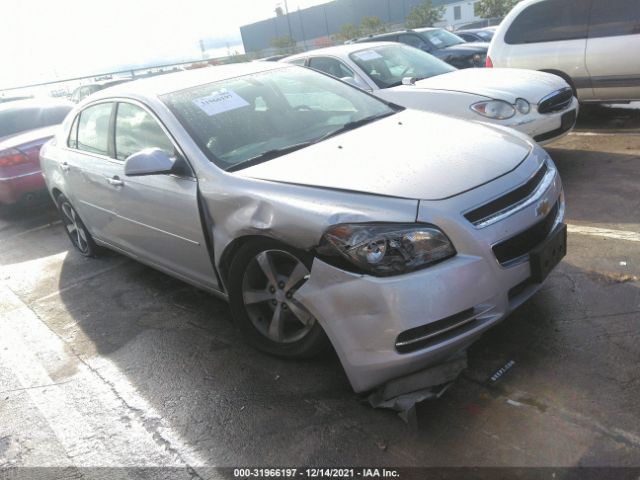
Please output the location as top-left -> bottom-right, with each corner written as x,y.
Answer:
110,101 -> 219,290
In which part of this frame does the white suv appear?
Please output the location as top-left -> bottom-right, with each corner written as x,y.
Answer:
487,0 -> 640,102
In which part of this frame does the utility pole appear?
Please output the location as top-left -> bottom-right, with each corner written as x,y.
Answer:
283,0 -> 294,40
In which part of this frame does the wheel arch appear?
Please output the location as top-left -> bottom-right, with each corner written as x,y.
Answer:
218,234 -> 315,289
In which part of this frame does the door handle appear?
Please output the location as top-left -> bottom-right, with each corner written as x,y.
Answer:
60,162 -> 70,172
107,176 -> 124,187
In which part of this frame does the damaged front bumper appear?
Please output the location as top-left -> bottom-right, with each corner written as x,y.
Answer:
296,169 -> 565,394
296,254 -> 525,393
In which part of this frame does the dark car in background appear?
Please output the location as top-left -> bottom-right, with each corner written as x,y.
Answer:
455,27 -> 496,43
0,98 -> 72,205
70,79 -> 131,103
349,28 -> 489,69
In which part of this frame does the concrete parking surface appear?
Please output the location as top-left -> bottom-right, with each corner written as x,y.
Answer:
1,109 -> 639,474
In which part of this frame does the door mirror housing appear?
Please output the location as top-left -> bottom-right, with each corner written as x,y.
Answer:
124,148 -> 175,176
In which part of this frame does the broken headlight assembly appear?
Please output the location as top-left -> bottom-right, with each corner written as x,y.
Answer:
318,223 -> 456,276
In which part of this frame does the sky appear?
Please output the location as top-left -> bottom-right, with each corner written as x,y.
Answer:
0,0 -> 329,90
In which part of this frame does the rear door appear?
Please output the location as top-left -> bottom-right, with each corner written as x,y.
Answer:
63,101 -> 123,244
586,0 -> 640,100
111,101 -> 218,290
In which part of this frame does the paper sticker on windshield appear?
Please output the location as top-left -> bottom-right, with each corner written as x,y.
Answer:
353,50 -> 383,61
430,37 -> 443,45
193,90 -> 249,116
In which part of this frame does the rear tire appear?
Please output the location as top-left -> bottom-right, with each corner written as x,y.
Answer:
56,194 -> 98,257
228,238 -> 328,358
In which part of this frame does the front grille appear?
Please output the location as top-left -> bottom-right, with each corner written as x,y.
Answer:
492,201 -> 559,265
464,162 -> 548,226
538,88 -> 573,114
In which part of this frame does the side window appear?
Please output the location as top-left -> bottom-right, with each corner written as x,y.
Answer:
67,115 -> 79,149
399,34 -> 426,49
505,0 -> 590,44
77,103 -> 113,156
308,57 -> 356,79
589,0 -> 640,38
114,103 -> 175,161
288,58 -> 307,66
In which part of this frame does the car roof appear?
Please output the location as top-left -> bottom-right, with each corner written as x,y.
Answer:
285,41 -> 400,61
348,27 -> 440,43
84,61 -> 290,104
0,97 -> 73,113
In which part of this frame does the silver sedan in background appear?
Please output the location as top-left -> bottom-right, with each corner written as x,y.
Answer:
40,62 -> 566,393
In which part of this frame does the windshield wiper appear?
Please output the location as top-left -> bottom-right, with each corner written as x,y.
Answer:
314,111 -> 398,143
226,142 -> 314,172
226,111 -> 397,172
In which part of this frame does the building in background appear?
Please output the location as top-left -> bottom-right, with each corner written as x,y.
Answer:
240,0 -> 484,54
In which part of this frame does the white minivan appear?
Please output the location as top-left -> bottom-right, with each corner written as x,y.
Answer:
488,0 -> 640,102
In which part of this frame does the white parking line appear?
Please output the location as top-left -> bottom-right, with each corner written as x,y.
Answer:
569,131 -> 640,137
568,224 -> 640,242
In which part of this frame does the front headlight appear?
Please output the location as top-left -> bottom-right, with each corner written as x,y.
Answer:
318,223 -> 456,276
471,100 -> 516,120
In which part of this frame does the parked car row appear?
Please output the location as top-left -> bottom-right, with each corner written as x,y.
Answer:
40,62 -> 567,393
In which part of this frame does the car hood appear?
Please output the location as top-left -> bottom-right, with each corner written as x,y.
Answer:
438,42 -> 488,53
236,109 -> 532,201
412,68 -> 570,103
0,125 -> 58,150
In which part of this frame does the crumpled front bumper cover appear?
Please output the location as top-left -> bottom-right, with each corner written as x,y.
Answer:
295,253 -> 540,393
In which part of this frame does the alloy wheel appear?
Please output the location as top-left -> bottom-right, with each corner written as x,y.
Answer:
61,201 -> 89,254
241,249 -> 315,344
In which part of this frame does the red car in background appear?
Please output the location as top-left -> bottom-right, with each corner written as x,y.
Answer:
0,98 -> 72,205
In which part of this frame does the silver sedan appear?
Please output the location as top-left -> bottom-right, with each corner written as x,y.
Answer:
41,62 -> 566,393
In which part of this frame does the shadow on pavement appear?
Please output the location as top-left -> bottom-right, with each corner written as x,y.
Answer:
576,103 -> 640,131
547,148 -> 640,226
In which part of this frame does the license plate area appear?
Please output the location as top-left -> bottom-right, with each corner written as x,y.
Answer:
530,223 -> 567,283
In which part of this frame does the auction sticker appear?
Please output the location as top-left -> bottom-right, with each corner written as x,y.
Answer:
353,50 -> 383,61
193,90 -> 249,116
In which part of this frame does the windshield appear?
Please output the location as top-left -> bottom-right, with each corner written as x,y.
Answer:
349,44 -> 456,89
474,30 -> 494,41
162,66 -> 397,170
422,29 -> 466,48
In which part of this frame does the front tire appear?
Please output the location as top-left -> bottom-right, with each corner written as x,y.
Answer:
56,194 -> 98,257
228,238 -> 328,358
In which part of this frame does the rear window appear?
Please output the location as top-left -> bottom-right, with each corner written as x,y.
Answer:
0,103 -> 71,138
505,0 -> 590,44
0,109 -> 39,137
588,0 -> 640,38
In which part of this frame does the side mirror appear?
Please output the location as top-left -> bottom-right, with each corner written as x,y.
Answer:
124,148 -> 175,177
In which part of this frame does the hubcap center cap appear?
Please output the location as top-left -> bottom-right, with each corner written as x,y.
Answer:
275,290 -> 285,302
